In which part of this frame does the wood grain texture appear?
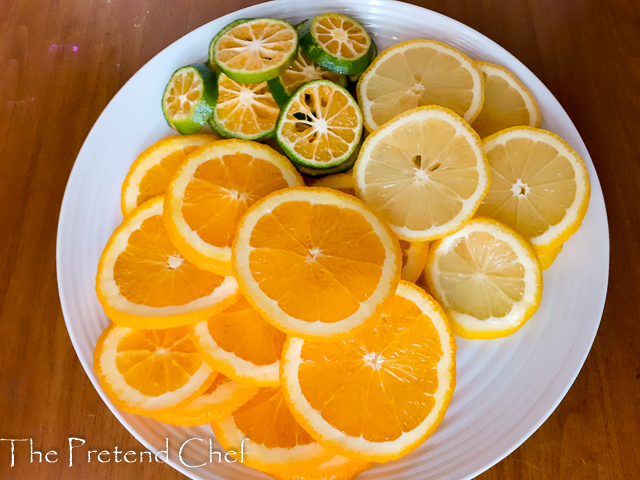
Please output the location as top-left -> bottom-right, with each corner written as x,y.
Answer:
0,0 -> 637,478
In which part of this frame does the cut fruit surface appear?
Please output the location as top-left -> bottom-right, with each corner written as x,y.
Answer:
232,187 -> 401,341
268,455 -> 372,480
192,296 -> 286,387
471,61 -> 540,138
306,172 -> 356,196
354,105 -> 491,241
121,134 -> 219,217
400,240 -> 429,283
210,18 -> 298,83
295,140 -> 361,178
152,374 -> 259,426
212,386 -> 333,473
298,13 -> 373,75
93,324 -> 216,414
96,196 -> 240,329
280,281 -> 456,462
476,126 -> 590,253
209,72 -> 280,140
164,140 -> 304,276
276,80 -> 363,170
162,64 -> 217,134
357,39 -> 484,131
425,217 -> 543,339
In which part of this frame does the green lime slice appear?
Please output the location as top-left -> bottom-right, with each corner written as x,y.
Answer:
208,71 -> 280,141
298,13 -> 373,75
267,49 -> 348,108
162,64 -> 217,135
348,39 -> 378,86
276,79 -> 363,169
209,18 -> 298,84
296,140 -> 361,178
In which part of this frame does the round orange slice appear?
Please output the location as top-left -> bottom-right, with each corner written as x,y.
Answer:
164,139 -> 304,276
120,134 -> 219,217
192,296 -> 286,387
400,240 -> 429,283
268,455 -> 372,480
232,187 -> 402,341
93,324 -> 217,414
95,196 -> 240,329
212,386 -> 333,473
280,281 -> 456,462
152,374 -> 259,427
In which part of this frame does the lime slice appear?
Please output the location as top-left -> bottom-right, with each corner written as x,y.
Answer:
209,18 -> 298,83
348,39 -> 377,86
162,64 -> 217,134
296,140 -> 361,178
298,13 -> 373,75
267,49 -> 347,108
276,79 -> 363,169
208,71 -> 280,140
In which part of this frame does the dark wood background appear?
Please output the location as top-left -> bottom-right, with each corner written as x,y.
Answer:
1,0 -> 638,478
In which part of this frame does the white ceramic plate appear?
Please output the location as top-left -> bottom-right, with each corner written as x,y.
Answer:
56,1 -> 609,478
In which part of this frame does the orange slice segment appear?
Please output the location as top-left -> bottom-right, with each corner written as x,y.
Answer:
96,196 -> 240,329
232,187 -> 401,341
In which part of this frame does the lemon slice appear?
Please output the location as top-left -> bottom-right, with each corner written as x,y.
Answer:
354,105 -> 491,241
538,244 -> 563,270
471,61 -> 541,138
399,240 -> 429,283
357,39 -> 484,132
476,126 -> 591,253
424,217 -> 543,339
209,18 -> 298,83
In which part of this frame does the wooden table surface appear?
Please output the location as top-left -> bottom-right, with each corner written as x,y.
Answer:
1,0 -> 638,478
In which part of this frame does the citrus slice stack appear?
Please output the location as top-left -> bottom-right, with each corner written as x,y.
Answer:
269,455 -> 372,480
209,18 -> 298,83
93,324 -> 217,414
212,386 -> 333,473
152,374 -> 259,427
95,196 -> 240,329
281,281 -> 456,461
399,240 -> 429,283
232,187 -> 401,340
354,105 -> 491,241
471,61 -> 540,138
476,126 -> 591,255
276,79 -> 363,170
164,140 -> 304,275
192,296 -> 286,387
424,217 -> 543,339
357,40 -> 484,131
121,134 -> 219,216
209,73 -> 280,140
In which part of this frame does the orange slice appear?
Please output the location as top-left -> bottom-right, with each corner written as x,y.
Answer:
164,139 -> 304,276
400,240 -> 429,283
93,324 -> 216,414
281,281 -> 456,462
212,386 -> 333,473
152,374 -> 259,427
232,187 -> 401,341
269,455 -> 372,480
95,196 -> 240,329
192,296 -> 286,387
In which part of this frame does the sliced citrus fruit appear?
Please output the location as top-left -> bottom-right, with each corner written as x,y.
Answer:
209,72 -> 280,140
268,49 -> 347,108
209,18 -> 298,83
93,324 -> 216,414
354,105 -> 491,241
357,39 -> 484,132
121,134 -> 219,217
306,172 -> 355,195
538,244 -> 563,270
162,64 -> 217,134
152,374 -> 259,427
476,126 -> 591,253
347,39 -> 378,86
232,187 -> 401,340
96,196 -> 240,329
400,240 -> 429,283
276,79 -> 363,170
471,61 -> 541,138
192,296 -> 286,387
281,281 -> 456,461
269,455 -> 372,480
164,139 -> 304,276
212,386 -> 333,473
298,13 -> 374,75
425,217 -> 543,339
295,140 -> 360,178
